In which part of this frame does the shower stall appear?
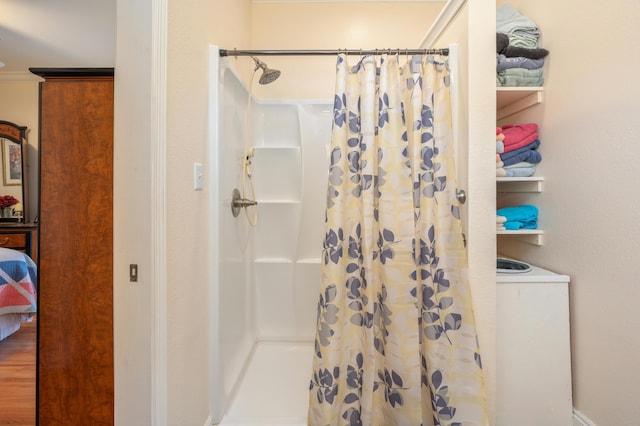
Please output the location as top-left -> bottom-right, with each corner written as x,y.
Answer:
209,46 -> 332,425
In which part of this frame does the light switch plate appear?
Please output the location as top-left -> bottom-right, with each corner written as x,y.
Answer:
194,163 -> 203,190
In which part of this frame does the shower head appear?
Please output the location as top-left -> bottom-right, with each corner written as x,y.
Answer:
251,56 -> 281,85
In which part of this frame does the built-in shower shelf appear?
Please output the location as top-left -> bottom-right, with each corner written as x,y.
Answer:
253,146 -> 301,151
254,258 -> 294,264
252,146 -> 302,201
296,258 -> 322,264
256,199 -> 301,204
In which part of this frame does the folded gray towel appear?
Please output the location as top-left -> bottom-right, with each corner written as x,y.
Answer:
497,33 -> 549,59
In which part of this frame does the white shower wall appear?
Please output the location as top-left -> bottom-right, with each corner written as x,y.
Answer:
252,101 -> 331,340
213,54 -> 332,423
214,62 -> 256,422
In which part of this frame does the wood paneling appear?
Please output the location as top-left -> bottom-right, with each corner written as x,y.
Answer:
37,75 -> 114,425
0,318 -> 36,425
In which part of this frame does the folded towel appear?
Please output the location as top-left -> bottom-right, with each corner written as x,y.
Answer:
496,166 -> 536,177
503,133 -> 538,153
497,54 -> 544,72
497,74 -> 544,87
496,133 -> 505,141
496,33 -> 549,59
497,215 -> 507,224
501,123 -> 539,153
497,140 -> 504,153
504,220 -> 537,230
502,123 -> 538,144
502,149 -> 542,167
496,127 -> 503,135
499,68 -> 543,78
497,205 -> 538,230
500,139 -> 541,161
496,4 -> 540,42
504,161 -> 537,169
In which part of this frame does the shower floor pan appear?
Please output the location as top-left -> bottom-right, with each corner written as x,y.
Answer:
220,341 -> 314,426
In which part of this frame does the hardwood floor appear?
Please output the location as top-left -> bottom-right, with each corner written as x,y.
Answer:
0,318 -> 36,426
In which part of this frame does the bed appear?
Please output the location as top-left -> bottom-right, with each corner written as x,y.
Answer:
0,247 -> 37,340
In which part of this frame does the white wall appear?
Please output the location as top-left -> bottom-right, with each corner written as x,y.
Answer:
113,0 -> 153,424
250,2 -> 444,100
0,82 -> 39,222
115,0 -> 252,424
167,1 -> 252,425
495,1 -> 640,424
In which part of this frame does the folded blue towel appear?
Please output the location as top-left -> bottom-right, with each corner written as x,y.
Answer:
496,166 -> 536,177
502,150 -> 541,167
500,139 -> 540,160
497,54 -> 545,72
496,205 -> 538,230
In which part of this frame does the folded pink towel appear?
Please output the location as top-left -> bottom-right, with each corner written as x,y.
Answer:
502,123 -> 538,146
496,127 -> 503,135
502,132 -> 538,153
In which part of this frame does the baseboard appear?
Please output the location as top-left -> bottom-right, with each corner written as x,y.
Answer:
574,409 -> 596,426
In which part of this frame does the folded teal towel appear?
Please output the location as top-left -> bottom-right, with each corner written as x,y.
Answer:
496,205 -> 538,230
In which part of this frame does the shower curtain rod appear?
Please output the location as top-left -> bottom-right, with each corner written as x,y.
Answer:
219,48 -> 449,57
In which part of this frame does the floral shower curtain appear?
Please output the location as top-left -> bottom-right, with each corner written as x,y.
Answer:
308,54 -> 488,426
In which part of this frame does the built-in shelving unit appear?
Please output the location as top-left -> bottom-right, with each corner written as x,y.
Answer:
496,87 -> 544,246
497,87 -> 543,121
496,229 -> 544,246
250,101 -> 332,339
496,176 -> 544,192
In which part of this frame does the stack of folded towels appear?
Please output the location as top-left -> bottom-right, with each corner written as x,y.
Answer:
496,123 -> 541,177
497,205 -> 538,230
496,3 -> 549,87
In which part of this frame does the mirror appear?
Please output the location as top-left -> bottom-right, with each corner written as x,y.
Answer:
0,121 -> 28,223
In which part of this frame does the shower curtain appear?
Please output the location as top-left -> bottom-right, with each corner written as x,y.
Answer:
308,54 -> 488,426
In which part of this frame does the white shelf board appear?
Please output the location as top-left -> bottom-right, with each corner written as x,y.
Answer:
254,258 -> 294,264
496,87 -> 543,120
296,258 -> 321,264
497,229 -> 544,246
255,199 -> 301,204
252,146 -> 301,151
496,176 -> 544,192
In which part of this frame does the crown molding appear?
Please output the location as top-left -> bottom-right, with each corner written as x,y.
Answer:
252,0 -> 444,3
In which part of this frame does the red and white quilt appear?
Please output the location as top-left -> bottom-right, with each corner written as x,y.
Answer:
0,247 -> 37,315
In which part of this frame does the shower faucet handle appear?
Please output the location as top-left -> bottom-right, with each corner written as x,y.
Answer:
234,198 -> 258,208
231,188 -> 258,217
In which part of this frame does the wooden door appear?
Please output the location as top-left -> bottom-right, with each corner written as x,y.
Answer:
34,70 -> 114,425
